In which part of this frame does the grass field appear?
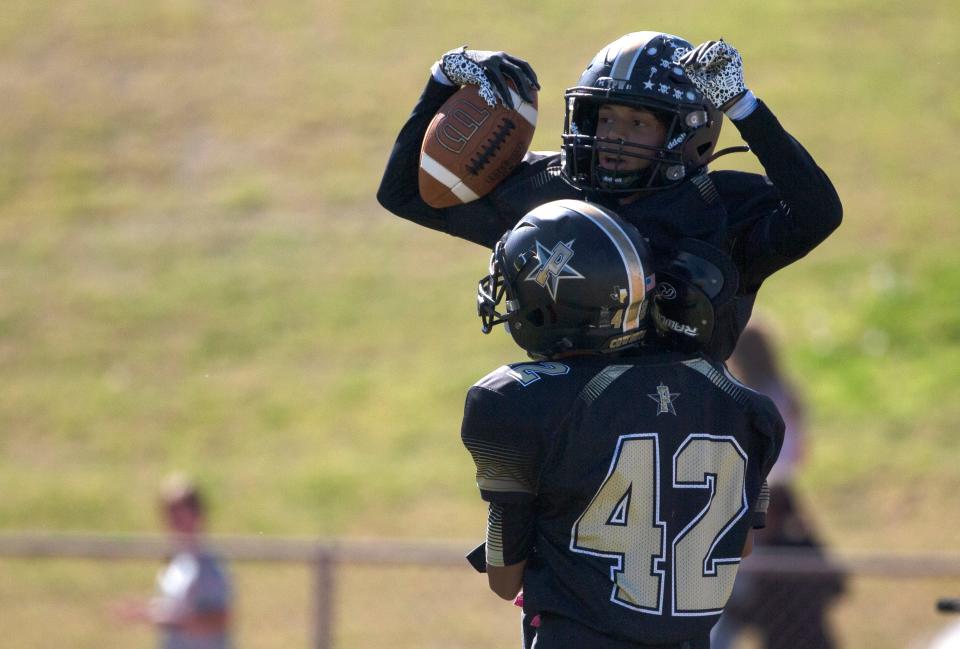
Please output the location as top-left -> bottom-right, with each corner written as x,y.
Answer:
2,1 -> 959,647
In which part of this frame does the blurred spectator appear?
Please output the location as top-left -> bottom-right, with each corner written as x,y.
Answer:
712,321 -> 846,649
725,320 -> 807,485
715,483 -> 846,649
112,474 -> 233,649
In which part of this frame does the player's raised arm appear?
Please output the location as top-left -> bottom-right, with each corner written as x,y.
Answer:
376,48 -> 541,248
678,39 -> 843,287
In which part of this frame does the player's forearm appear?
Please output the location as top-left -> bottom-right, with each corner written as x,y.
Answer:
376,78 -> 458,230
148,597 -> 229,633
178,609 -> 230,634
487,560 -> 526,600
733,100 -> 843,254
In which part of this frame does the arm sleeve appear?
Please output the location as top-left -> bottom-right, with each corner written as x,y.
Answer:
729,100 -> 843,289
486,501 -> 536,567
749,392 -> 785,529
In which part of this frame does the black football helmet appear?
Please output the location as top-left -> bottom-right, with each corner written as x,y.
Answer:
477,199 -> 656,358
561,31 -> 724,194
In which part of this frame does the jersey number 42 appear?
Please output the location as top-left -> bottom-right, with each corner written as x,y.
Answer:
571,433 -> 748,617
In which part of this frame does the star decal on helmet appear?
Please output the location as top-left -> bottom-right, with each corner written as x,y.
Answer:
647,382 -> 680,416
525,239 -> 584,301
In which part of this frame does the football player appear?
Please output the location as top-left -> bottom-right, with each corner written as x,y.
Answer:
462,200 -> 784,648
377,32 -> 842,360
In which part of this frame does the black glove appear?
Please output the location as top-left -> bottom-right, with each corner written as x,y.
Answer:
439,47 -> 539,109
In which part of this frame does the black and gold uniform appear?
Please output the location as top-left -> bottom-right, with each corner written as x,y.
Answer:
462,353 -> 783,649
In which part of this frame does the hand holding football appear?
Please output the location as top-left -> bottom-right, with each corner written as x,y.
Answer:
418,82 -> 538,208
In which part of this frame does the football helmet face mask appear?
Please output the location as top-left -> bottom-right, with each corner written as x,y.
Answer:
561,31 -> 724,194
477,199 -> 655,358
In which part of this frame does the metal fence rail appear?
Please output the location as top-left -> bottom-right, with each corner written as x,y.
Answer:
2,532 -> 959,649
0,532 -> 473,649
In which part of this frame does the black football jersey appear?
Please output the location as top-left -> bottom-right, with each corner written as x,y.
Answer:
378,78 -> 842,361
461,352 -> 784,647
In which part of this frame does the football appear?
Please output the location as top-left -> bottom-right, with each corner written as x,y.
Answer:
418,82 -> 538,208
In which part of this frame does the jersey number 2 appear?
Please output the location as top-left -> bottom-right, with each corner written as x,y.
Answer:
570,433 -> 747,616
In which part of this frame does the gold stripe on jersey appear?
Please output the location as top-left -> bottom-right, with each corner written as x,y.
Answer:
578,365 -> 633,405
681,358 -> 752,406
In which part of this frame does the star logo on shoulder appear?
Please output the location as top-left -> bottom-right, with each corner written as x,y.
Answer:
648,382 -> 680,416
525,240 -> 584,301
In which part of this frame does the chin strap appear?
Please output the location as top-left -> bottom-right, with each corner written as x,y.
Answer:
689,145 -> 750,205
705,145 -> 750,165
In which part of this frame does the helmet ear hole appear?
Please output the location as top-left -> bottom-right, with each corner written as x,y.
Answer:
525,309 -> 546,327
545,304 -> 559,324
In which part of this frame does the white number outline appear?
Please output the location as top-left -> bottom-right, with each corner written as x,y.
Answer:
506,361 -> 570,386
569,434 -> 667,613
671,434 -> 748,616
570,433 -> 749,616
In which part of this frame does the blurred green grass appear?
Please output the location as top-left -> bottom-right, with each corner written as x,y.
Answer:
3,0 -> 959,538
0,0 -> 958,592
3,1 -> 960,647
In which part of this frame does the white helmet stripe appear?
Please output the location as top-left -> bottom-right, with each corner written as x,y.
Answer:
556,200 -> 648,332
609,32 -> 658,80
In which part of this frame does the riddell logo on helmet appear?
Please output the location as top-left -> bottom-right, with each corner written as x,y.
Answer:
666,133 -> 687,150
437,99 -> 490,154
